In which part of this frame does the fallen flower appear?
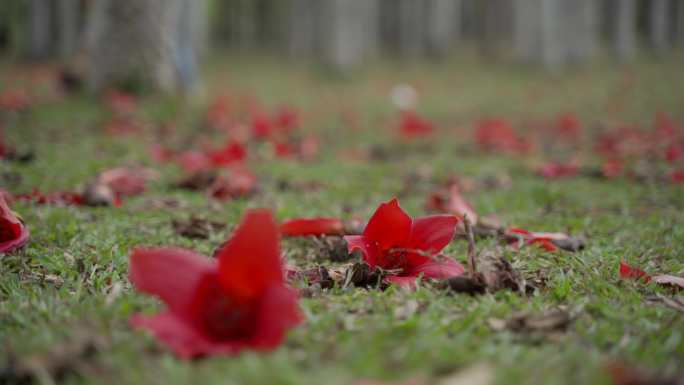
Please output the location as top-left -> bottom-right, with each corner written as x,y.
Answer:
538,162 -> 579,179
280,217 -> 344,237
669,170 -> 684,184
208,140 -> 247,166
344,198 -> 464,287
426,184 -> 479,226
0,194 -> 29,253
176,150 -> 213,174
505,228 -> 585,252
398,111 -> 433,139
97,167 -> 157,197
208,168 -> 257,201
129,209 -> 301,359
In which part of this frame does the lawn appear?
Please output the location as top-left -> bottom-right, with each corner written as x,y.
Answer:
1,53 -> 684,385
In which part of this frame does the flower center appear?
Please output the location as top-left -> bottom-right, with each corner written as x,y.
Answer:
0,219 -> 20,243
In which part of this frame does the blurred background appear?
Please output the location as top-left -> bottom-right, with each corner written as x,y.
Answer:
0,0 -> 683,93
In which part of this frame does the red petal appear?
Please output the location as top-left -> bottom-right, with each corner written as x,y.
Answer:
130,311 -> 218,359
129,247 -> 216,312
0,195 -> 29,253
619,261 -> 651,282
217,209 -> 283,299
249,284 -> 302,349
344,235 -> 381,267
407,215 -> 458,254
528,238 -> 558,252
410,257 -> 465,280
280,217 -> 344,237
363,198 -> 412,251
385,275 -> 418,288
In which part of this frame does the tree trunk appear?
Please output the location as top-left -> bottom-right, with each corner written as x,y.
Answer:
650,0 -> 671,54
397,0 -> 425,57
27,0 -> 53,58
86,0 -> 189,92
424,0 -> 461,58
676,0 -> 684,45
611,0 -> 637,62
57,0 -> 79,59
319,0 -> 372,72
565,0 -> 599,65
288,0 -> 319,57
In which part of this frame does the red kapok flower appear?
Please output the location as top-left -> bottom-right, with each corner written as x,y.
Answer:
538,162 -> 579,179
280,217 -> 344,237
398,111 -> 433,139
556,112 -> 581,139
208,168 -> 257,201
208,140 -> 247,166
670,170 -> 684,184
0,195 -> 29,253
344,198 -> 464,287
619,261 -> 651,282
251,112 -> 273,140
129,209 -> 301,359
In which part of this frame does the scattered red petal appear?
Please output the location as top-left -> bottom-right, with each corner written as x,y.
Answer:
209,168 -> 257,201
538,162 -> 579,179
398,111 -> 433,139
0,194 -> 29,253
619,261 -> 651,282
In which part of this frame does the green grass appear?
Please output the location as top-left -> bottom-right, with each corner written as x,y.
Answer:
1,54 -> 684,385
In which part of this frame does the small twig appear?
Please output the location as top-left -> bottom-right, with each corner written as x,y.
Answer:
464,215 -> 478,277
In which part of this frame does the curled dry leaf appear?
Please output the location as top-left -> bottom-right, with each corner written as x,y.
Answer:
286,266 -> 334,289
171,216 -> 226,240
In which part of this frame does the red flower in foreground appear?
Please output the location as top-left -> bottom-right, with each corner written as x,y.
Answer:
129,209 -> 301,359
0,195 -> 29,253
344,198 -> 464,287
280,217 -> 344,237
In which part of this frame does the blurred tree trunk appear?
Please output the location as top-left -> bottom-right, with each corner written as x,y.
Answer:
27,0 -> 53,58
424,0 -> 461,57
480,0 -> 513,59
86,0 -> 200,93
514,0 -> 598,70
565,0 -> 599,65
650,0 -> 671,54
288,0 -> 320,57
57,0 -> 79,59
676,0 -> 684,45
609,0 -> 637,61
397,0 -> 425,57
320,0 -> 375,72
